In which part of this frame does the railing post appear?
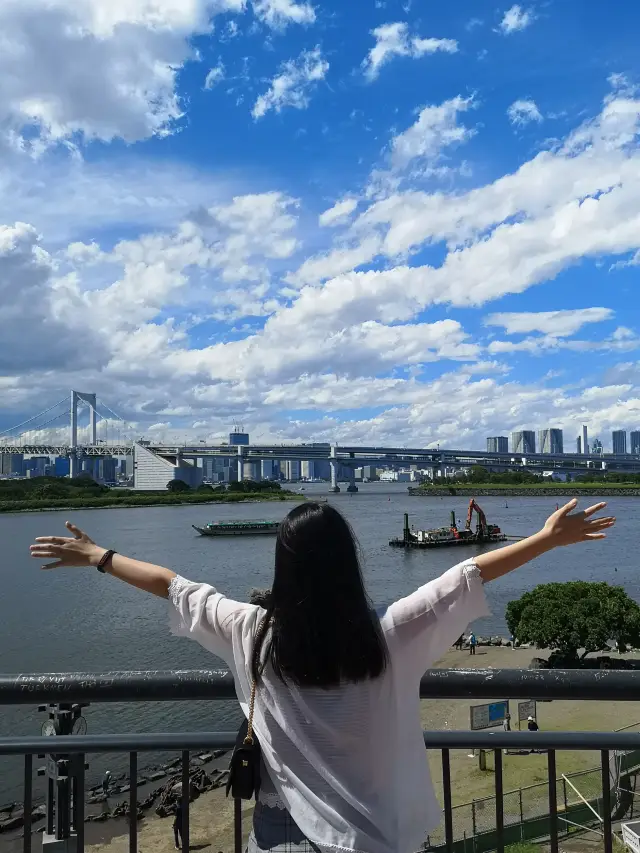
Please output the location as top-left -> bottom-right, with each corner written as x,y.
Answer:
494,750 -> 504,853
74,754 -> 85,853
129,752 -> 138,853
547,750 -> 558,853
181,751 -> 190,853
518,788 -> 524,840
442,749 -> 454,852
601,750 -> 613,853
23,754 -> 32,853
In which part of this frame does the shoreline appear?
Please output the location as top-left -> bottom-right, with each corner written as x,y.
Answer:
410,485 -> 640,496
0,493 -> 302,515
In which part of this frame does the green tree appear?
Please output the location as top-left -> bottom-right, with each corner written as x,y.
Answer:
506,582 -> 640,660
469,465 -> 489,482
166,479 -> 191,493
30,483 -> 68,499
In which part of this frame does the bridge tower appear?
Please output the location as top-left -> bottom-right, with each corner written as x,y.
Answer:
69,391 -> 97,478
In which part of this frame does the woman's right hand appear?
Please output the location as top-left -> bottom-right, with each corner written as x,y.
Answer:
30,521 -> 107,570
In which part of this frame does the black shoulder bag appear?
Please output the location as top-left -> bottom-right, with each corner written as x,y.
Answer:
226,622 -> 263,801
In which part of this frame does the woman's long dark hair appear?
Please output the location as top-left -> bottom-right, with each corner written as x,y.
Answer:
251,502 -> 388,688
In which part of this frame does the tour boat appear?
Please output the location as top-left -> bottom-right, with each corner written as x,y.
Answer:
192,520 -> 280,536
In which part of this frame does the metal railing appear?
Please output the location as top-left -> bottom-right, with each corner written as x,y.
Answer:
2,668 -> 640,853
3,665 -> 640,703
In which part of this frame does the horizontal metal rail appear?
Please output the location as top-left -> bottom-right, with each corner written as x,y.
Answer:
0,729 -> 631,853
3,667 -> 640,704
0,730 -> 639,755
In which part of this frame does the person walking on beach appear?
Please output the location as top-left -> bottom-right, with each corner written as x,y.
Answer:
30,498 -> 614,853
102,770 -> 111,798
469,632 -> 477,655
454,635 -> 464,651
173,800 -> 183,850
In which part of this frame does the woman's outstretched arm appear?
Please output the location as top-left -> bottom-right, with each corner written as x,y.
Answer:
30,522 -> 175,598
475,499 -> 615,583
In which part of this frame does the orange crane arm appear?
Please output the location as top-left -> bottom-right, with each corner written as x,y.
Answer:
465,499 -> 488,535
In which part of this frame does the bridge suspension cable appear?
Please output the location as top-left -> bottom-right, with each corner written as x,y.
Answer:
7,409 -> 72,444
0,398 -> 69,437
94,401 -> 135,439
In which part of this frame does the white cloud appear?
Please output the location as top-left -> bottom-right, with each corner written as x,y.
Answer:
0,222 -> 106,372
362,22 -> 457,82
349,85 -> 640,268
0,0 -> 240,149
499,4 -> 534,34
204,62 -> 226,89
0,0 -> 320,151
65,241 -> 105,265
252,0 -> 316,28
319,198 -> 358,227
611,249 -> 640,270
507,98 -> 543,126
485,308 -> 614,337
286,236 -> 381,287
390,96 -> 475,172
0,154 -> 234,246
7,74 -> 640,449
252,47 -> 329,119
487,334 -> 640,356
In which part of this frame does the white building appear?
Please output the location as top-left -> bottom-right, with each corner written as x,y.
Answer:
134,443 -> 203,491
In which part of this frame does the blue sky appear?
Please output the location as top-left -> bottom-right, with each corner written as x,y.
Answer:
1,0 -> 640,450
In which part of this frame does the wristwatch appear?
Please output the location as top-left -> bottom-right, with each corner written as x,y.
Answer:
96,550 -> 116,573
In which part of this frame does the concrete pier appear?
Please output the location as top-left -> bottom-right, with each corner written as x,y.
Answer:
330,450 -> 340,493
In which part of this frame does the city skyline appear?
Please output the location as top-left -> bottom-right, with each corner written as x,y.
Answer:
1,2 -> 640,447
489,424 -> 640,455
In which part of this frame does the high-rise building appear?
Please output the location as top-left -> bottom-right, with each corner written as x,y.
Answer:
229,428 -> 249,446
283,460 -> 301,481
0,453 -> 23,476
202,457 -> 228,481
97,457 -> 117,483
242,461 -> 260,481
576,436 -> 582,454
630,431 -> 640,455
511,430 -> 536,454
25,456 -> 50,477
538,429 -> 564,454
487,437 -> 508,453
54,457 -> 70,477
261,459 -> 279,480
582,425 -> 589,455
81,457 -> 97,480
300,459 -> 330,480
592,438 -> 603,456
612,430 -> 627,454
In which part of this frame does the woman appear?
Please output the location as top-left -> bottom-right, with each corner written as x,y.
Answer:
30,498 -> 613,853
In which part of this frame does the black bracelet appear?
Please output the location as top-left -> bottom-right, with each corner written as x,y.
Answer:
96,549 -> 116,573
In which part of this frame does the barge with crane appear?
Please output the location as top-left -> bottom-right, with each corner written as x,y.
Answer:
389,499 -> 508,548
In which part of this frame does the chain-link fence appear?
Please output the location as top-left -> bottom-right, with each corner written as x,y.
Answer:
424,749 -> 640,851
